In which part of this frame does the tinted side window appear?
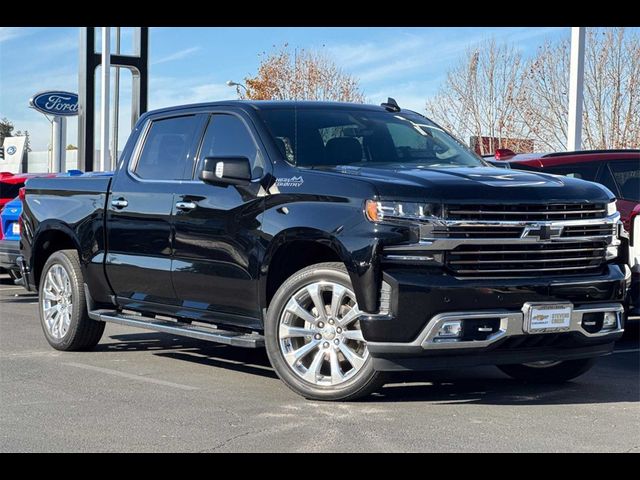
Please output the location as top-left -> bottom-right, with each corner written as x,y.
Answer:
544,162 -> 599,181
609,160 -> 640,201
199,114 -> 263,176
135,115 -> 199,180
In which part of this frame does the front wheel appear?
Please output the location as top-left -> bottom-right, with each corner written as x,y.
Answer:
265,262 -> 385,401
497,358 -> 597,383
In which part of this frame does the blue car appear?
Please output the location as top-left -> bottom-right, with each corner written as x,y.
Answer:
0,170 -> 111,283
0,196 -> 22,281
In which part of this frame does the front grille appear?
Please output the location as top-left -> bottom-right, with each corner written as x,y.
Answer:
446,241 -> 607,277
562,224 -> 615,237
446,203 -> 606,221
434,225 -> 523,239
433,224 -> 612,239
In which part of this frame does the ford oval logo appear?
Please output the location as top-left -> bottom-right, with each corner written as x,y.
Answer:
29,91 -> 79,116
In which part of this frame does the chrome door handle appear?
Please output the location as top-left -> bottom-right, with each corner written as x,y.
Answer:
111,198 -> 128,209
175,201 -> 196,210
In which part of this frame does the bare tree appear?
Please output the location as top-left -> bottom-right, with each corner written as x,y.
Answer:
242,45 -> 366,103
0,117 -> 14,146
425,40 -> 528,154
519,27 -> 640,151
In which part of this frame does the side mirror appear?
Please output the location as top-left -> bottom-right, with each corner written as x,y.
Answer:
199,156 -> 252,186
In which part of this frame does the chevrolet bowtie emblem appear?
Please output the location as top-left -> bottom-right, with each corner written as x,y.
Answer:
521,224 -> 564,240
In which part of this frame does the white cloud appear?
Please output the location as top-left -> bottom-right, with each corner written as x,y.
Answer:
38,34 -> 78,54
150,76 -> 232,109
327,34 -> 425,69
0,27 -> 35,43
326,27 -> 565,85
152,46 -> 201,65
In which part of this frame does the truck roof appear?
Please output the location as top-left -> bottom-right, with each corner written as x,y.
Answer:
143,100 -> 418,119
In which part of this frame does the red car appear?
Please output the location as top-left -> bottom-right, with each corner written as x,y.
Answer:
0,172 -> 54,272
0,172 -> 57,212
488,149 -> 640,232
488,148 -> 640,315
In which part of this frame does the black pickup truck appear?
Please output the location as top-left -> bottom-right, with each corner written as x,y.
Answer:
19,100 -> 629,400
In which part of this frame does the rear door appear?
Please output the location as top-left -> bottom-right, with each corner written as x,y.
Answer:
105,113 -> 204,306
171,110 -> 269,326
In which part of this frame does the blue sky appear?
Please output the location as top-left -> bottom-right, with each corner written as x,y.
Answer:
0,26 -> 571,151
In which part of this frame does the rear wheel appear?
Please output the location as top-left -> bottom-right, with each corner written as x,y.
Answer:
39,250 -> 105,351
497,358 -> 597,383
265,262 -> 385,401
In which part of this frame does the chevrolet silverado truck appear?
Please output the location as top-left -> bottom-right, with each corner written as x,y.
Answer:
19,100 -> 629,400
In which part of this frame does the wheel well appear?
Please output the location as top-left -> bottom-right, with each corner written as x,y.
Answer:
33,230 -> 77,289
266,240 -> 341,307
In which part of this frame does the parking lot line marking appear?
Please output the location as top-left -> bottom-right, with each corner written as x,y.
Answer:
612,348 -> 640,354
0,286 -> 28,291
63,362 -> 199,390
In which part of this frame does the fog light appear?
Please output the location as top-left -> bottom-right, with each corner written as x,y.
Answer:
437,321 -> 463,339
602,312 -> 618,330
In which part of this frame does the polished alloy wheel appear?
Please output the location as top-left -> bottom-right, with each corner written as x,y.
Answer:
278,281 -> 368,386
42,264 -> 73,339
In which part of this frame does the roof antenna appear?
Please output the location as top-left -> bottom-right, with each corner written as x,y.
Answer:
381,97 -> 400,112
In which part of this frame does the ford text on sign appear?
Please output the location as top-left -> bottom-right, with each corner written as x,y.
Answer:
30,91 -> 79,116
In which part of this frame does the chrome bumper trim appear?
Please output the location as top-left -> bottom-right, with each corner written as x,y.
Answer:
366,303 -> 625,351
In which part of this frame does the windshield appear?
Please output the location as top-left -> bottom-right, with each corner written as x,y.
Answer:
257,106 -> 485,169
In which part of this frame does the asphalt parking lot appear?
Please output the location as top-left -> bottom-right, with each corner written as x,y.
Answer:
1,273 -> 638,452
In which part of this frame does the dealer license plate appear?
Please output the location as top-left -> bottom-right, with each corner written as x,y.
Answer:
524,303 -> 573,333
11,222 -> 20,235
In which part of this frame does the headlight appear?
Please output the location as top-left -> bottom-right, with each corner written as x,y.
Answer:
607,201 -> 618,216
365,200 -> 441,223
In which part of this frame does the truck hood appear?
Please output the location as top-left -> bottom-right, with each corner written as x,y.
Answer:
315,165 -> 614,203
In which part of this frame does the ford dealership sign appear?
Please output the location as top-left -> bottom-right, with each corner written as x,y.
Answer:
30,91 -> 79,116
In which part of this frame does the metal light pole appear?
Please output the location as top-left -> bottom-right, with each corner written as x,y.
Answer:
51,116 -> 66,172
99,27 -> 111,171
111,27 -> 121,170
226,80 -> 247,96
567,27 -> 585,152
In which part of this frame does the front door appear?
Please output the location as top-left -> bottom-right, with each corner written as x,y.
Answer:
105,113 -> 203,307
171,112 -> 268,326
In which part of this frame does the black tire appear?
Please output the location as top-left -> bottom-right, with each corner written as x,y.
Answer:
38,250 -> 105,351
497,357 -> 597,383
265,262 -> 386,401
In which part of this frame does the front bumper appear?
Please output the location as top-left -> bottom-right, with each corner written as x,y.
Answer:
0,239 -> 20,271
361,264 -> 626,371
